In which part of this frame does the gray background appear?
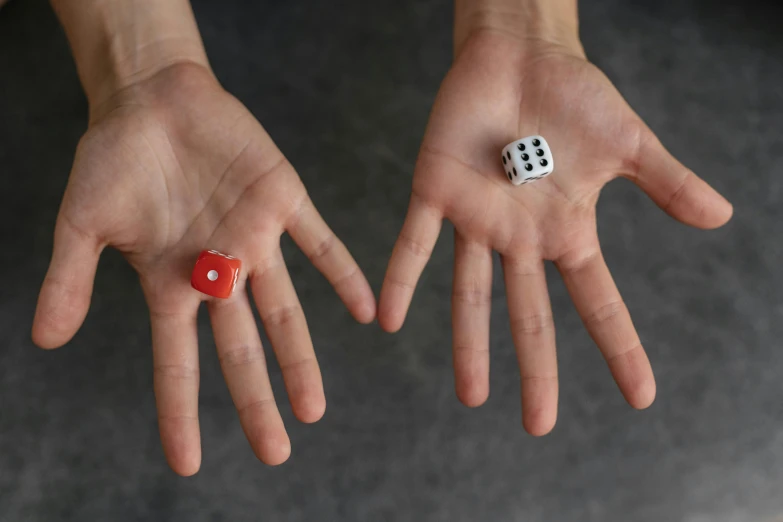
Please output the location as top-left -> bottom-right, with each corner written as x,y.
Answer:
0,0 -> 781,520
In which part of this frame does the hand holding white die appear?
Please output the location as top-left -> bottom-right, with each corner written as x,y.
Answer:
501,136 -> 554,186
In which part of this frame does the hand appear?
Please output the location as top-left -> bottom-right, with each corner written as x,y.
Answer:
378,31 -> 732,435
32,63 -> 376,474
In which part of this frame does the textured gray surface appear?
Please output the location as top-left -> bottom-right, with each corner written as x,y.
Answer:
0,0 -> 781,520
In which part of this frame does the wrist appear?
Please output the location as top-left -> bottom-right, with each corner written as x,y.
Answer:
51,0 -> 211,111
454,0 -> 583,57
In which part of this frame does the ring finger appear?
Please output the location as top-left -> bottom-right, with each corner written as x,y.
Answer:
209,291 -> 290,465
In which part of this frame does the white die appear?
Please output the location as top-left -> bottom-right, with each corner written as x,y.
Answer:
501,136 -> 554,186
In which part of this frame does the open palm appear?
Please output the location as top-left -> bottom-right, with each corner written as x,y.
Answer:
379,33 -> 732,435
32,64 -> 376,475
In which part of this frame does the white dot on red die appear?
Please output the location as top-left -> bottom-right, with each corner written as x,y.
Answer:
207,270 -> 219,281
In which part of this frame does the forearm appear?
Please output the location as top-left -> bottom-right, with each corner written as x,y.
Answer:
51,0 -> 210,110
454,0 -> 582,55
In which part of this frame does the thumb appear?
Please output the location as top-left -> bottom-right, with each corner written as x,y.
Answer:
630,133 -> 733,229
33,216 -> 102,349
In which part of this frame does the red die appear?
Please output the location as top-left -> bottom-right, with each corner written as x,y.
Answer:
191,250 -> 242,299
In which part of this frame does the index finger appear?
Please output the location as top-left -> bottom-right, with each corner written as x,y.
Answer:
378,194 -> 442,332
286,197 -> 376,324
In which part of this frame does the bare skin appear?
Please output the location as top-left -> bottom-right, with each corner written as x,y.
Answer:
33,2 -> 375,475
30,0 -> 733,475
379,7 -> 733,435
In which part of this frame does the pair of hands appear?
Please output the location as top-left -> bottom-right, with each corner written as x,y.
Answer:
32,31 -> 732,476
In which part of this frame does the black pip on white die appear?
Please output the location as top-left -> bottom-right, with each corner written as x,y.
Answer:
501,136 -> 554,186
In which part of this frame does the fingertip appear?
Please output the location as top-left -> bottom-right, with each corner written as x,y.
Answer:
704,190 -> 734,230
31,287 -> 88,349
262,440 -> 292,467
520,376 -> 559,437
165,442 -> 202,478
237,399 -> 292,466
690,176 -> 735,230
282,361 -> 327,424
522,393 -> 558,437
160,419 -> 202,477
722,199 -> 735,223
293,395 -> 326,424
454,349 -> 490,408
628,378 -> 657,410
645,169 -> 735,230
377,312 -> 403,333
33,226 -> 100,349
31,324 -> 67,350
634,133 -> 735,230
524,412 -> 557,437
377,288 -> 406,333
608,345 -> 656,410
457,387 -> 489,408
335,268 -> 377,325
352,294 -> 377,325
255,433 -> 292,466
173,457 -> 202,477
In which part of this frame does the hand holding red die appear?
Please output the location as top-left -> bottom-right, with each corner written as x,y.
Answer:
31,0 -> 376,476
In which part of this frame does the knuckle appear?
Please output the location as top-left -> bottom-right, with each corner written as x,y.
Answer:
557,246 -> 600,275
39,281 -> 88,330
607,342 -> 644,363
219,344 -> 265,368
282,194 -> 310,230
511,313 -> 554,336
251,255 -> 281,279
584,300 -> 626,327
397,233 -> 432,258
58,212 -> 97,243
154,364 -> 199,381
308,234 -> 336,262
453,343 -> 489,355
157,414 -> 198,422
664,172 -> 693,213
237,397 -> 276,417
453,286 -> 491,307
262,305 -> 300,329
332,265 -> 360,288
385,275 -> 415,291
279,357 -> 316,372
521,374 -> 558,383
